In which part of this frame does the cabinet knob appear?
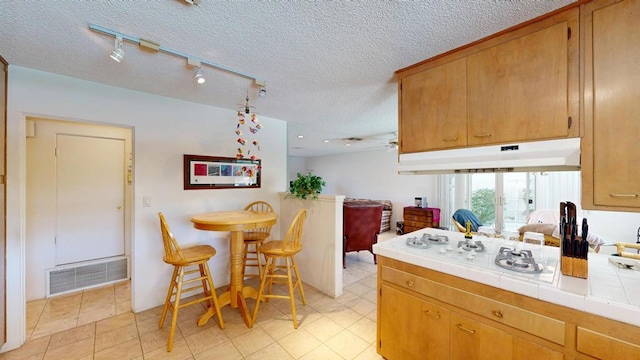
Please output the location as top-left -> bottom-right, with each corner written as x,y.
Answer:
473,133 -> 492,138
406,280 -> 414,287
492,310 -> 504,318
443,137 -> 459,142
424,310 -> 441,319
457,324 -> 476,334
609,193 -> 638,198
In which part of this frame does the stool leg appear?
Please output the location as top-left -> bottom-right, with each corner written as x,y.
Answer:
285,257 -> 299,328
198,264 -> 212,309
167,267 -> 185,352
291,256 -> 306,305
252,256 -> 272,324
159,266 -> 179,329
255,242 -> 263,279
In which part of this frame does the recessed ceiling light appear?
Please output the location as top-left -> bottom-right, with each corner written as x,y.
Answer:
297,135 -> 304,139
345,143 -> 351,147
323,140 -> 330,143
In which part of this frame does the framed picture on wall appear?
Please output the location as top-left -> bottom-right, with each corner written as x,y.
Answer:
183,154 -> 261,190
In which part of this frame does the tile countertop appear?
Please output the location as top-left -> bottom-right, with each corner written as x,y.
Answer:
372,228 -> 640,328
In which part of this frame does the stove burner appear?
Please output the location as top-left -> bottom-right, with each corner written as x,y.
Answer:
494,247 -> 542,273
457,240 -> 486,252
406,236 -> 431,249
422,233 -> 449,244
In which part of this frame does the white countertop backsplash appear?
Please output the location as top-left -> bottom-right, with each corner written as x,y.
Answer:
373,228 -> 640,328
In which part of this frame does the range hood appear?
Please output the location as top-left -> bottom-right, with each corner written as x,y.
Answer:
398,138 -> 581,174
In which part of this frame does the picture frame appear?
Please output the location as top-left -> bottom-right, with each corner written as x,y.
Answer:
183,154 -> 261,190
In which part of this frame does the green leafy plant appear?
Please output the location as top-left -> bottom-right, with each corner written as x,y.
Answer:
288,172 -> 326,200
471,188 -> 496,224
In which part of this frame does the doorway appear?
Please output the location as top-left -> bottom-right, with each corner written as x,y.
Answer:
25,117 -> 132,301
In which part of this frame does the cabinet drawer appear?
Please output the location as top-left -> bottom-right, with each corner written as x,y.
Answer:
404,213 -> 433,221
381,266 -> 565,345
576,327 -> 640,359
404,220 -> 434,228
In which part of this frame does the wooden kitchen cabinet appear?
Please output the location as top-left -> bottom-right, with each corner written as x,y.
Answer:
467,12 -> 577,146
396,6 -> 579,153
377,257 -> 592,359
378,284 -> 449,360
581,0 -> 640,210
399,58 -> 467,152
450,312 -> 512,360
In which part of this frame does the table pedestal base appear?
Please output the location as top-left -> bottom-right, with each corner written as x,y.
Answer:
198,286 -> 258,328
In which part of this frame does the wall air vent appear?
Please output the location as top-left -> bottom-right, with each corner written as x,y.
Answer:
46,256 -> 129,296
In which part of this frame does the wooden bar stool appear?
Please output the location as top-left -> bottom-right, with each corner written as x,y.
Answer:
242,201 -> 275,280
251,209 -> 307,328
158,212 -> 224,352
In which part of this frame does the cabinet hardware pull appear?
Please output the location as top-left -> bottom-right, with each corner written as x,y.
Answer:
457,324 -> 476,334
443,137 -> 458,142
493,310 -> 503,318
424,310 -> 441,319
473,133 -> 492,138
406,280 -> 414,287
609,193 -> 639,198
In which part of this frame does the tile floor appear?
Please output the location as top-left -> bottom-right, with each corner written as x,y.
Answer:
0,252 -> 381,360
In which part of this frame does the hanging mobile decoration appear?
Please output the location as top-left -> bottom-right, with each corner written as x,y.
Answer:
233,94 -> 264,160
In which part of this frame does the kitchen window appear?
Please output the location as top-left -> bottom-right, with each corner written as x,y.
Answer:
439,171 -> 581,232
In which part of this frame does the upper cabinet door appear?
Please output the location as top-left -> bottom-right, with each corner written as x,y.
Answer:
399,57 -> 467,153
467,9 -> 578,145
583,0 -> 640,210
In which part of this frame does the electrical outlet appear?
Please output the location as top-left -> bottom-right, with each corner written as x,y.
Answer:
143,196 -> 151,207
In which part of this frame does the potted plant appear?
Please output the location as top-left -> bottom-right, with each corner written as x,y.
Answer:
288,172 -> 326,200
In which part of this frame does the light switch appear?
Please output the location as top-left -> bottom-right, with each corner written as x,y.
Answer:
143,196 -> 151,207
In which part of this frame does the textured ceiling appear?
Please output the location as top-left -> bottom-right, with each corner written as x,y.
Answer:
0,0 -> 575,157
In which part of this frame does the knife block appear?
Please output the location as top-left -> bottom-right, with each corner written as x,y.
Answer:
560,248 -> 588,279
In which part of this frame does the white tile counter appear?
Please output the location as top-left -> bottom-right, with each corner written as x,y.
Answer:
373,228 -> 640,328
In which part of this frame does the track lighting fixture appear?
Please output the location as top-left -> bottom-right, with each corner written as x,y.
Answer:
194,67 -> 205,84
90,24 -> 266,90
110,36 -> 125,62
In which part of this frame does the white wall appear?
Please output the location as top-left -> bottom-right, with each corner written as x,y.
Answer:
304,149 -> 439,230
5,66 -> 287,351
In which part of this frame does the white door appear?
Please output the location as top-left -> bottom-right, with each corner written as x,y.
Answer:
55,134 -> 125,265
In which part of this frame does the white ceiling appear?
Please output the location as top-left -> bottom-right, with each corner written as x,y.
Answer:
0,0 -> 575,157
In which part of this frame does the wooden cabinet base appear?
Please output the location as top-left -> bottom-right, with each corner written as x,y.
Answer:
377,256 -> 640,360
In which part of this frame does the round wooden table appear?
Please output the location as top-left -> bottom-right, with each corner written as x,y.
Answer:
191,210 -> 278,327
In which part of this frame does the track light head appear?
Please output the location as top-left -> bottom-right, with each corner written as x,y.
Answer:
110,36 -> 125,62
258,85 -> 266,98
194,67 -> 205,84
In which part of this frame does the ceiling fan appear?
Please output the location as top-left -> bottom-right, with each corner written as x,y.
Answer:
333,132 -> 398,151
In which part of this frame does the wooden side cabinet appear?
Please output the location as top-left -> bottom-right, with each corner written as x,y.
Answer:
403,206 -> 439,233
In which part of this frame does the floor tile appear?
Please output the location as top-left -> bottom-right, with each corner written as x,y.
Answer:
192,340 -> 242,360
229,327 -> 275,358
277,328 -> 321,358
243,342 -> 294,360
10,257 -> 382,360
325,328 -> 370,360
48,323 -> 95,350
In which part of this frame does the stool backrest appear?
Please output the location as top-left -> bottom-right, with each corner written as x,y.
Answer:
281,209 -> 307,252
243,201 -> 275,236
158,212 -> 185,262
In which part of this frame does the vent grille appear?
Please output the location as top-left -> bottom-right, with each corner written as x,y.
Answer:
47,256 -> 129,296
